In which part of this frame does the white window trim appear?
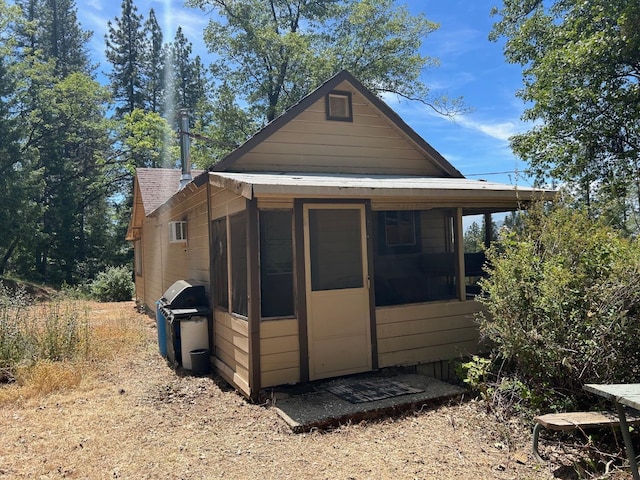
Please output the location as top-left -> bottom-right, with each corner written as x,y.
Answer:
168,221 -> 187,243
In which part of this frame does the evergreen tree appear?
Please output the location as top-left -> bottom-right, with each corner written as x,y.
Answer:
14,0 -> 91,76
165,27 -> 208,127
142,8 -> 164,113
5,0 -> 117,285
105,0 -> 145,118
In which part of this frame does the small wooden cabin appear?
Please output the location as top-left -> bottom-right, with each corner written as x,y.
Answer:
127,70 -> 552,399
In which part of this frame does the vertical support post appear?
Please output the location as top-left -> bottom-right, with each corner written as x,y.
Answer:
455,207 -> 466,301
206,178 -> 215,353
247,198 -> 261,399
484,212 -> 492,249
294,200 -> 309,383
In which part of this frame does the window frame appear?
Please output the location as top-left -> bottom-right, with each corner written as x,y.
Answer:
376,210 -> 422,255
168,221 -> 187,243
325,90 -> 353,122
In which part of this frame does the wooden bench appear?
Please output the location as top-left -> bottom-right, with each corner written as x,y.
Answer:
532,411 -> 640,461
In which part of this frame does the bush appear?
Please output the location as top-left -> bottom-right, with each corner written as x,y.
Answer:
90,266 -> 134,302
477,205 -> 640,411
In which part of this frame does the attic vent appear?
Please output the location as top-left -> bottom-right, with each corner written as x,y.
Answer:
169,221 -> 187,243
326,90 -> 353,122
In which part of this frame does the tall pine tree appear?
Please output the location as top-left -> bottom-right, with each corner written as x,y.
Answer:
142,8 -> 165,113
105,0 -> 145,118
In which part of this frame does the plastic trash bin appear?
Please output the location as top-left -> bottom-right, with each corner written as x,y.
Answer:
155,300 -> 167,358
190,349 -> 211,375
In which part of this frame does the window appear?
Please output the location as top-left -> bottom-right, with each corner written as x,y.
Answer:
260,210 -> 294,318
326,90 -> 353,122
168,221 -> 187,243
377,211 -> 421,255
134,241 -> 142,277
212,218 -> 228,309
230,212 -> 248,317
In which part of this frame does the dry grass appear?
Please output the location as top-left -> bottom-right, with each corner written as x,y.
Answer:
0,300 -> 144,404
0,301 -> 633,479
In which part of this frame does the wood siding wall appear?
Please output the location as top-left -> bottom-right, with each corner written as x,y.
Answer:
209,186 -> 252,394
231,80 -> 444,176
139,186 -> 210,310
213,309 -> 250,396
260,319 -> 300,387
376,300 -> 481,368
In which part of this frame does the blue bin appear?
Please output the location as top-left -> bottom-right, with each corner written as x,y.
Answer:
155,301 -> 168,358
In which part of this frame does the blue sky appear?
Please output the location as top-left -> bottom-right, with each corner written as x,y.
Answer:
78,0 -> 532,187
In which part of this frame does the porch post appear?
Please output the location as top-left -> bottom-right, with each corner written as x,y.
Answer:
455,207 -> 466,301
294,200 -> 309,383
247,198 -> 261,398
484,213 -> 492,249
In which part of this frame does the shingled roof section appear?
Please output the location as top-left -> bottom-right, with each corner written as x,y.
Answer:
136,168 -> 203,216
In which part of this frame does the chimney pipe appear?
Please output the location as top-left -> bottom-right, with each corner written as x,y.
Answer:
179,109 -> 192,190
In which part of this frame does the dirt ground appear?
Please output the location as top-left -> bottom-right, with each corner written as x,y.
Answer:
0,302 -> 633,479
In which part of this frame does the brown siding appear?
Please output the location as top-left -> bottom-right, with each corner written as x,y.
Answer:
260,319 -> 300,387
228,82 -> 445,176
376,300 -> 482,368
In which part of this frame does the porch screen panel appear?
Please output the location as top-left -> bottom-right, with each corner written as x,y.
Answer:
230,212 -> 248,316
212,217 -> 228,309
374,209 -> 457,306
260,210 -> 294,318
309,209 -> 363,291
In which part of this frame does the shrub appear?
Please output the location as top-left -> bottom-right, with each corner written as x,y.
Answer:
477,205 -> 640,411
90,266 -> 134,302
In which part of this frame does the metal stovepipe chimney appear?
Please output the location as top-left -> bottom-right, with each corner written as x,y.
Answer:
179,109 -> 192,190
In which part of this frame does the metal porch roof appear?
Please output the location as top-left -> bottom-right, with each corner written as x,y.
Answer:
208,171 -> 554,206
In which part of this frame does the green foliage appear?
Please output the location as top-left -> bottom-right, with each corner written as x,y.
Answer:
458,355 -> 492,399
188,0 -> 463,136
90,266 -> 134,302
491,0 -> 640,232
0,282 -> 89,383
118,108 -> 177,169
477,204 -> 640,410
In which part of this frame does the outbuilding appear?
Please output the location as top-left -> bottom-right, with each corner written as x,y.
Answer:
127,70 -> 553,399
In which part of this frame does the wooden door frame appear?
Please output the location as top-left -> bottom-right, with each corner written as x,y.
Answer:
294,199 -> 378,383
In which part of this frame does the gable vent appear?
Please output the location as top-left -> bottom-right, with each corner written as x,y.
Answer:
326,91 -> 353,122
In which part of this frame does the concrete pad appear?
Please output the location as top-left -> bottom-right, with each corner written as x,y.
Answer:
271,373 -> 466,433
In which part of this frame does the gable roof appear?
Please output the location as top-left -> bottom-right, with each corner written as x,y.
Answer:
125,168 -> 204,241
136,168 -> 187,216
210,70 -> 463,178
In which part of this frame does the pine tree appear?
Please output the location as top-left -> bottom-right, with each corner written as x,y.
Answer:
105,0 -> 145,118
142,8 -> 165,113
166,27 -> 209,127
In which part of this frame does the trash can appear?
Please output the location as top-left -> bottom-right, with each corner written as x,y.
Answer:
179,313 -> 209,370
190,349 -> 211,376
155,301 -> 168,358
158,280 -> 210,371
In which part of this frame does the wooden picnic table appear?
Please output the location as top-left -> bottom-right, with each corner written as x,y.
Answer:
584,383 -> 640,480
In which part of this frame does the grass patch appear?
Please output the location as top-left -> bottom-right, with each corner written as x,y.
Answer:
0,281 -> 148,403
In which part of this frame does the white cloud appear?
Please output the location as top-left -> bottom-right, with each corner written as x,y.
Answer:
447,114 -> 520,142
